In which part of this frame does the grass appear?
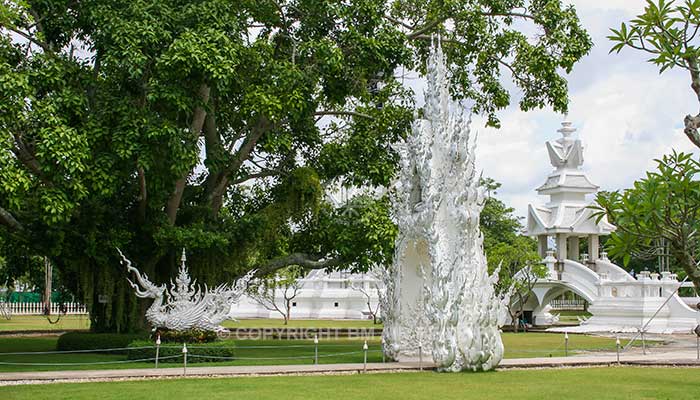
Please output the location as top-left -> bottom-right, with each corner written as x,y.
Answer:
222,318 -> 381,329
0,332 -> 630,372
0,316 -> 381,332
0,315 -> 90,331
1,368 -> 698,400
554,310 -> 592,324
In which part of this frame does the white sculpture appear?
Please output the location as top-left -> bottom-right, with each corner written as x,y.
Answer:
119,248 -> 255,332
384,38 -> 509,372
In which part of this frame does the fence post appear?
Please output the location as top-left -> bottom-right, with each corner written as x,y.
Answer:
155,334 -> 161,369
381,337 -> 385,363
182,343 -> 188,376
564,332 -> 569,357
314,335 -> 319,365
418,341 -> 423,371
362,340 -> 368,373
615,336 -> 621,365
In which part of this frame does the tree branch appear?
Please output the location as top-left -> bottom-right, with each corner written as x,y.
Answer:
481,12 -> 535,21
255,253 -> 345,277
407,18 -> 448,40
208,116 -> 272,214
314,110 -> 374,119
229,169 -> 281,185
383,15 -> 415,30
136,164 -> 147,222
7,27 -> 51,53
0,206 -> 23,232
165,83 -> 210,225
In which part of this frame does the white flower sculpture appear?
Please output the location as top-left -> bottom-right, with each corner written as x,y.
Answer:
382,38 -> 510,372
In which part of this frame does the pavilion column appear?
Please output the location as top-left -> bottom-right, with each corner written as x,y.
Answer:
556,234 -> 568,261
537,235 -> 548,258
588,234 -> 600,261
567,236 -> 580,262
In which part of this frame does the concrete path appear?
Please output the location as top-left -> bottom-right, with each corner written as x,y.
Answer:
2,349 -> 700,386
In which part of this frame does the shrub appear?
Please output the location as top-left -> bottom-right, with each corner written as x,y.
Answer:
127,340 -> 236,363
151,328 -> 218,343
57,332 -> 148,352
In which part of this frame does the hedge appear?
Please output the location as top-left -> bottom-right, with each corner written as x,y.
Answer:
127,340 -> 236,363
151,328 -> 218,343
57,332 -> 149,352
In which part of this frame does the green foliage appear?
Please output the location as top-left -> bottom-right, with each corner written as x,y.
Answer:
608,0 -> 699,73
591,151 -> 700,289
0,0 -> 590,331
57,332 -> 148,352
127,340 -> 235,363
152,328 -> 218,344
479,178 -> 543,328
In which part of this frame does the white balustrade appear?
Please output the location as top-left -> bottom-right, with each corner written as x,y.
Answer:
1,302 -> 88,315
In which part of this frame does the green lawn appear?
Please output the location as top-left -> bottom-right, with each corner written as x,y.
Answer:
554,310 -> 592,324
2,368 -> 698,400
0,332 -> 631,372
222,318 -> 381,329
0,315 -> 90,331
0,316 -> 380,331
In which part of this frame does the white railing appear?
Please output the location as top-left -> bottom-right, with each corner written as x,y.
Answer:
550,299 -> 586,310
1,302 -> 88,315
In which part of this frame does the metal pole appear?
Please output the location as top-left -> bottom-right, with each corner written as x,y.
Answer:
615,336 -> 621,365
362,340 -> 368,373
696,334 -> 699,361
314,335 -> 319,365
182,343 -> 188,376
155,334 -> 161,369
564,332 -> 569,357
418,341 -> 423,371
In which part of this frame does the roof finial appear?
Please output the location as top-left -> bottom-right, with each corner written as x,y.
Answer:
558,121 -> 575,137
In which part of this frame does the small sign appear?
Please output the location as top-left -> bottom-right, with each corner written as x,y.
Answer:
98,295 -> 109,304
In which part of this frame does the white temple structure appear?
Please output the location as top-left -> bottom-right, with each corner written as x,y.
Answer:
524,121 -> 700,333
229,270 -> 380,320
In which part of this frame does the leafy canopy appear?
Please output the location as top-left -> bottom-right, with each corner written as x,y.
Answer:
592,151 -> 700,289
0,0 -> 590,331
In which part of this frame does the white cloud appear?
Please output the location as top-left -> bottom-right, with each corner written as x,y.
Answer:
471,1 -> 700,220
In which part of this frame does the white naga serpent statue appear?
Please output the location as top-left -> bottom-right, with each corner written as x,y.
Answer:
118,248 -> 255,332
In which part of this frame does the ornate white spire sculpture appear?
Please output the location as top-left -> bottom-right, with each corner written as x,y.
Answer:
119,248 -> 256,332
382,39 -> 508,372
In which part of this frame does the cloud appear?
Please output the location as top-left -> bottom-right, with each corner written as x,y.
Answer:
471,1 -> 700,221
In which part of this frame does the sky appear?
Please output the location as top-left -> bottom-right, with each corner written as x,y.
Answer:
466,0 -> 700,220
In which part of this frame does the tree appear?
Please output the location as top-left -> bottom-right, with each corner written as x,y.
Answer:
592,151 -> 700,290
608,0 -> 700,148
348,272 -> 380,324
489,238 -> 545,332
480,179 -> 544,332
247,266 -> 303,325
0,0 -> 591,331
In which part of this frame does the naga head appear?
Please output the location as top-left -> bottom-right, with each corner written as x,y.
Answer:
117,248 -> 166,299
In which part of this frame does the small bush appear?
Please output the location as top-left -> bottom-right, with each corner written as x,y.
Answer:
127,340 -> 236,363
151,328 -> 218,343
57,332 -> 148,352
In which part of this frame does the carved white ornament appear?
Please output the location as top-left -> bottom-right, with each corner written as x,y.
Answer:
119,249 -> 255,332
383,39 -> 509,372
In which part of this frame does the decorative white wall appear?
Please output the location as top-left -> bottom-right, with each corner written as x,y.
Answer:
229,269 -> 380,320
